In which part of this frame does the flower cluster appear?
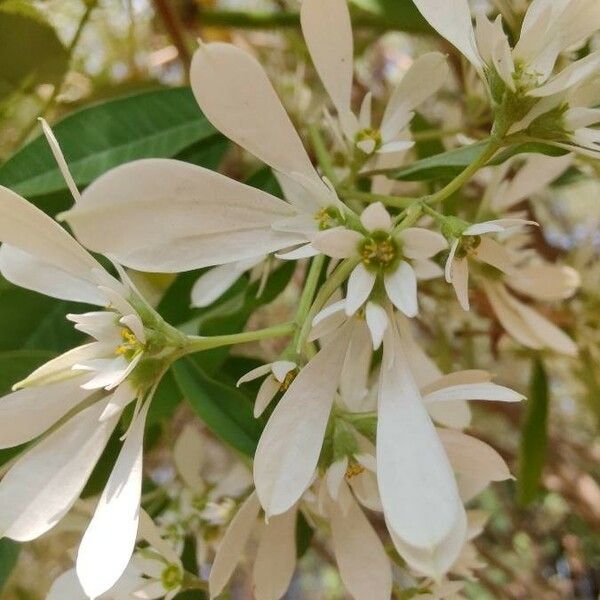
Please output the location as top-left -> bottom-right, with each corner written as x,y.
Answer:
0,0 -> 594,599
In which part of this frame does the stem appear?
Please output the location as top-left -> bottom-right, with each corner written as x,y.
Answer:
295,257 -> 360,354
308,125 -> 338,186
422,136 -> 503,205
294,255 -> 325,326
338,188 -> 414,209
185,322 -> 295,354
13,1 -> 97,149
153,0 -> 192,70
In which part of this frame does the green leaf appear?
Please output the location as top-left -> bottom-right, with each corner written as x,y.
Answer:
349,0 -> 431,33
173,357 -> 262,457
392,140 -> 568,182
518,358 -> 550,507
0,3 -> 68,101
0,87 -> 223,199
0,538 -> 20,592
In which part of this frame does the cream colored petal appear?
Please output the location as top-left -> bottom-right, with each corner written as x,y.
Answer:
507,264 -> 580,301
209,492 -> 261,598
312,227 -> 362,259
77,402 -> 150,600
254,376 -> 280,418
490,16 -> 515,91
237,364 -> 273,386
191,263 -> 251,308
365,301 -> 389,350
46,570 -> 87,600
531,50 -> 600,97
377,325 -> 463,551
412,258 -> 443,281
300,0 -> 354,122
421,370 -> 492,395
275,243 -> 320,260
412,0 -> 483,70
439,429 -> 512,502
271,361 -> 297,383
254,323 -> 353,516
360,202 -> 392,231
384,261 -> 418,317
339,321 -> 372,412
0,376 -> 92,449
326,458 -> 348,500
474,237 -> 516,274
329,488 -> 392,600
138,509 -> 182,565
358,92 -> 372,130
65,159 -> 305,272
0,400 -> 118,541
401,228 -> 448,259
424,382 -> 524,403
345,263 -> 376,315
427,400 -> 472,430
381,53 -> 449,140
252,507 -> 297,600
173,425 -> 205,492
191,42 -> 323,187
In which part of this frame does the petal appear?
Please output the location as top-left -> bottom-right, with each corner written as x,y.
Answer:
209,492 -> 261,598
377,325 -> 463,551
0,376 -> 92,449
329,488 -> 392,600
312,227 -> 362,259
271,360 -> 297,383
46,570 -> 87,600
64,159 -> 305,273
424,382 -> 524,404
76,402 -> 150,599
421,370 -> 492,395
530,50 -> 600,97
0,400 -> 118,541
439,429 -> 512,502
237,364 -> 274,386
326,458 -> 349,500
138,509 -> 182,565
507,264 -> 580,301
463,219 -> 535,236
451,257 -> 470,310
345,264 -> 376,315
377,140 -> 415,153
275,243 -> 321,260
0,185 -> 101,287
191,264 -> 249,308
365,301 -> 389,350
445,239 -> 459,282
254,323 -> 353,516
474,237 -> 516,274
384,261 -> 418,317
300,0 -> 354,123
401,228 -> 448,259
427,401 -> 472,430
339,321 -> 373,412
172,425 -> 205,492
412,0 -> 483,70
412,258 -> 444,280
252,507 -> 297,600
254,376 -> 281,418
359,202 -> 392,231
381,53 -> 449,140
190,42 -> 324,188
0,245 -> 105,305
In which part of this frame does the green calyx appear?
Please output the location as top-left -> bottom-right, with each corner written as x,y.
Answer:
355,127 -> 382,155
440,216 -> 470,240
161,563 -> 183,591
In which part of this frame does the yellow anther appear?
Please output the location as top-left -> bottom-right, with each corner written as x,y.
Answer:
279,369 -> 297,392
345,462 -> 365,480
115,327 -> 142,359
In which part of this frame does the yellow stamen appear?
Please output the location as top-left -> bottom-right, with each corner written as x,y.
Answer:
345,462 -> 365,480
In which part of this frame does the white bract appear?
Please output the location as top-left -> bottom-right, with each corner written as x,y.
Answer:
301,0 -> 449,168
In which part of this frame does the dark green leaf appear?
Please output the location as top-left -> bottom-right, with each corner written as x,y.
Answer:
392,140 -> 568,182
173,357 -> 262,457
518,358 -> 550,506
0,3 -> 68,101
349,0 -> 431,33
296,512 -> 314,558
0,87 -> 223,199
0,538 -> 20,592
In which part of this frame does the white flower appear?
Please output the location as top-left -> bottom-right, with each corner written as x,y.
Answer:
312,202 -> 447,317
444,218 -> 535,310
300,0 -> 448,167
0,125 -> 186,599
208,492 -> 298,600
237,360 -> 298,417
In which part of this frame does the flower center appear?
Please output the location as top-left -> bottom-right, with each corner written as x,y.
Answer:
345,462 -> 365,480
455,235 -> 481,259
359,231 -> 399,271
355,128 -> 382,155
314,206 -> 342,231
115,327 -> 143,361
161,564 -> 183,591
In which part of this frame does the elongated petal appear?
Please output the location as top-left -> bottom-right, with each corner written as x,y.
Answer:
463,219 -> 533,236
424,382 -> 524,403
365,301 -> 389,350
252,508 -> 297,600
439,429 -> 512,502
0,185 -> 102,286
422,370 -> 491,395
46,570 -> 87,600
427,400 -> 472,430
312,227 -> 362,259
412,0 -> 483,70
401,228 -> 447,259
0,376 -> 92,449
209,492 -> 261,598
531,50 -> 600,97
377,325 -> 463,550
0,401 -> 118,541
173,425 -> 205,492
254,323 -> 353,516
0,245 -> 105,305
381,53 -> 449,140
475,237 -> 516,274
451,257 -> 470,310
301,0 -> 354,125
77,402 -> 150,599
191,263 -> 251,308
508,264 -> 580,301
65,159 -> 304,272
346,263 -> 376,315
360,202 -> 392,231
254,376 -> 281,418
191,42 -> 324,188
329,487 -> 392,600
384,261 -> 418,317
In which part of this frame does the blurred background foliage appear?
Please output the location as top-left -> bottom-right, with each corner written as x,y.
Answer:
0,0 -> 599,599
